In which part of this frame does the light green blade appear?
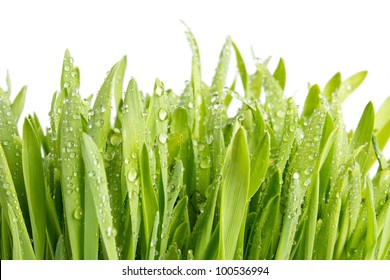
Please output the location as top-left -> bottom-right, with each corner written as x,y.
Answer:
0,145 -> 35,259
22,117 -> 47,259
11,86 -> 27,123
122,78 -> 144,259
219,127 -> 250,259
81,133 -> 118,260
59,92 -> 83,260
89,56 -> 126,150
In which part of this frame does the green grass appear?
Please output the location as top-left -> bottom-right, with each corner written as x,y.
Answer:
0,27 -> 389,260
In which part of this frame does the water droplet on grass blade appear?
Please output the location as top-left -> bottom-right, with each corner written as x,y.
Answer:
158,133 -> 168,144
158,108 -> 168,121
73,207 -> 83,220
127,168 -> 138,182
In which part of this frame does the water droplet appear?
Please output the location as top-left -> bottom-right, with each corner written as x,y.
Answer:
69,152 -> 76,159
158,133 -> 168,144
158,108 -> 168,121
188,102 -> 194,109
276,110 -> 285,118
293,173 -> 299,180
304,178 -> 312,187
155,86 -> 163,96
124,158 -> 130,164
200,158 -> 211,169
88,171 -> 96,178
110,134 -> 122,146
64,65 -> 70,71
73,207 -> 83,220
127,168 -> 138,182
305,167 -> 313,175
198,143 -> 205,151
205,134 -> 214,145
2,140 -> 9,146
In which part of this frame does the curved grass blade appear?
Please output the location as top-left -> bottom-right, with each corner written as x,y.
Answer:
248,133 -> 269,198
210,37 -> 231,94
81,133 -> 117,260
0,90 -> 29,229
11,86 -> 27,123
22,117 -> 46,259
232,41 -> 248,94
323,72 -> 341,100
338,71 -> 367,103
0,145 -> 35,259
89,57 -> 126,150
349,102 -> 374,169
273,58 -> 286,91
219,127 -> 250,259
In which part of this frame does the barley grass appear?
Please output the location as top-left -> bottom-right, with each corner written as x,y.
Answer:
0,27 -> 389,260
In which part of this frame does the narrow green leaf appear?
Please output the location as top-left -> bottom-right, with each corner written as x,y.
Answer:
22,118 -> 46,259
81,133 -> 117,260
210,37 -> 232,94
219,127 -> 250,259
338,71 -> 367,103
232,41 -> 248,93
11,86 -> 27,123
249,133 -> 269,198
273,58 -> 286,91
140,143 -> 158,252
364,177 -> 377,259
122,78 -> 144,259
350,102 -> 374,169
59,92 -> 83,260
0,145 -> 35,259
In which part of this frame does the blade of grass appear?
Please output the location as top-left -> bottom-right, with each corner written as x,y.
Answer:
11,86 -> 27,123
22,117 -> 46,259
219,127 -> 250,259
81,133 -> 117,260
0,145 -> 35,259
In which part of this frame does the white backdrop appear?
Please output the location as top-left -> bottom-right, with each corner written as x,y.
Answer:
0,0 -> 389,157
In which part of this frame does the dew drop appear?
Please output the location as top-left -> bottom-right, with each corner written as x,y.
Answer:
155,86 -> 163,96
127,168 -> 138,182
200,158 -> 211,169
73,207 -> 83,220
205,134 -> 214,145
293,173 -> 299,180
158,133 -> 168,144
110,134 -> 122,146
276,110 -> 285,118
158,108 -> 168,121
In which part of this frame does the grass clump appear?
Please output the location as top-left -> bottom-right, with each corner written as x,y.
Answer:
0,28 -> 389,260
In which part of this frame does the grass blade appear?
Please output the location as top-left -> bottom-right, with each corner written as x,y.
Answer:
219,127 -> 250,259
11,86 -> 27,123
0,145 -> 35,259
22,117 -> 46,259
81,133 -> 117,260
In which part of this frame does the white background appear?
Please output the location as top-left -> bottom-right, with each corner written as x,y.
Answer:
0,0 -> 389,157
